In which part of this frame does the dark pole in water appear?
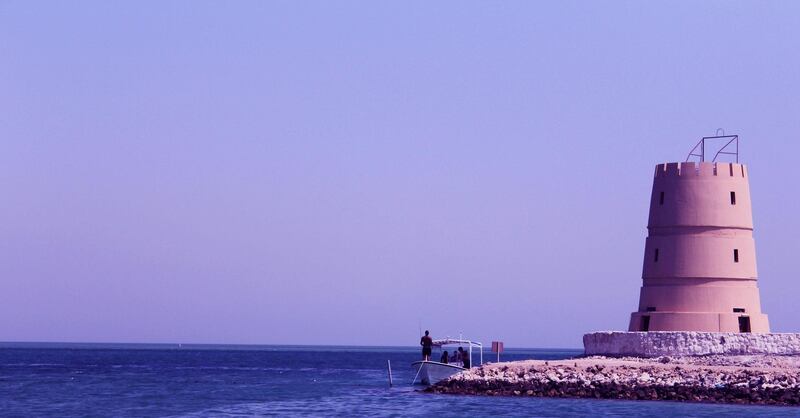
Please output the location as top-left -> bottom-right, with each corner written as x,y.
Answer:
387,360 -> 393,387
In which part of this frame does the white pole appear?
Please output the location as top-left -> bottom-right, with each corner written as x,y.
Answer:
411,363 -> 423,385
387,360 -> 393,387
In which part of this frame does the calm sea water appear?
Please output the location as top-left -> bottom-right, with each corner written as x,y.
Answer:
0,343 -> 797,417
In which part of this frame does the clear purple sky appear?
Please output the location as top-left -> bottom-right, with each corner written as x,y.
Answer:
2,1 -> 799,348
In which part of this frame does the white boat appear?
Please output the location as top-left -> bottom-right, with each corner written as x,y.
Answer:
411,338 -> 483,385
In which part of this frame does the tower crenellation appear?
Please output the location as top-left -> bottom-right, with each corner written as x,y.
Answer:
654,162 -> 747,178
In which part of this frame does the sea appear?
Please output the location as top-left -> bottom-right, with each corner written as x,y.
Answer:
0,343 -> 797,417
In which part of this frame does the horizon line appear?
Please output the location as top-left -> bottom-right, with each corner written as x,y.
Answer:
0,340 -> 583,351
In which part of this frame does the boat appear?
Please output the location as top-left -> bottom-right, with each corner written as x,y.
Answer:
411,338 -> 483,385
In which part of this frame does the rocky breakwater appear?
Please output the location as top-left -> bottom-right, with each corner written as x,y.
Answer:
427,355 -> 800,405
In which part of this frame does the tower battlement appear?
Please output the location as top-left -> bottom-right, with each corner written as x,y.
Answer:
654,162 -> 747,179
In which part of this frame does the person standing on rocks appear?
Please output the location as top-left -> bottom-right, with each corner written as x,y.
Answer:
420,330 -> 433,361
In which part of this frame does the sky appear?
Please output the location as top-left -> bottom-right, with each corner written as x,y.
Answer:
1,1 -> 799,348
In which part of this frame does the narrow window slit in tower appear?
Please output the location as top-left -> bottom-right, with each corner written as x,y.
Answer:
734,249 -> 739,263
646,307 -> 656,312
659,191 -> 664,205
733,308 -> 745,313
729,164 -> 734,176
654,248 -> 659,262
730,191 -> 736,205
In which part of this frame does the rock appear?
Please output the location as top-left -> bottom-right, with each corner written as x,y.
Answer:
427,354 -> 800,406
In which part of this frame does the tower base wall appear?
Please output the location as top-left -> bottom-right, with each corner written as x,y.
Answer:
629,312 -> 769,333
584,331 -> 800,357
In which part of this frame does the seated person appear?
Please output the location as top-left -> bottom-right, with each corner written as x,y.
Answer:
440,350 -> 449,364
459,347 -> 471,368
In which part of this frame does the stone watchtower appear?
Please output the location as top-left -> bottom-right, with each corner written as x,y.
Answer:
629,136 -> 769,333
